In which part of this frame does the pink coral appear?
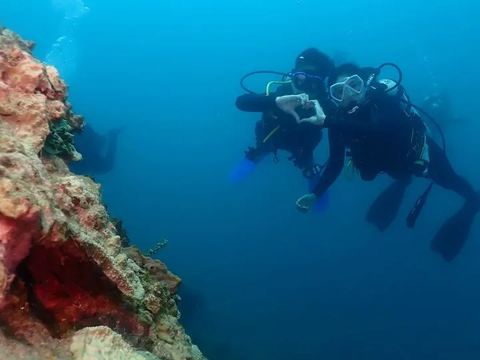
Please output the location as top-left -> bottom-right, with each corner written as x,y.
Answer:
0,30 -> 66,151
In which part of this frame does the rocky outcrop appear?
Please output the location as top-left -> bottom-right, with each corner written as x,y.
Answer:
0,27 -> 206,360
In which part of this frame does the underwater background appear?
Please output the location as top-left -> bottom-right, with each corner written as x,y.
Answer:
1,0 -> 480,359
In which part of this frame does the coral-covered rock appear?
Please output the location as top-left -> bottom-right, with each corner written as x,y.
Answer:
0,46 -> 63,150
0,28 -> 206,360
125,245 -> 182,294
0,27 -> 81,160
69,326 -> 157,360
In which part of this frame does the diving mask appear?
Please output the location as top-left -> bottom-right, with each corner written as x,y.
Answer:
291,71 -> 324,93
329,75 -> 365,103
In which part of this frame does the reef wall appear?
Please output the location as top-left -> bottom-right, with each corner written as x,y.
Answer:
0,27 -> 206,360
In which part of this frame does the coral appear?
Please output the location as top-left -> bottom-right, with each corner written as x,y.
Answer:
0,28 -> 207,360
0,26 -> 83,161
44,119 -> 81,160
69,326 -> 159,360
0,27 -> 35,53
64,101 -> 84,132
0,39 -> 65,150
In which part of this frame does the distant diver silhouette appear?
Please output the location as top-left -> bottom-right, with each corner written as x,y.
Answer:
70,124 -> 123,176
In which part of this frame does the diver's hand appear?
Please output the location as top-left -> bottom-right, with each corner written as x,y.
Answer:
298,100 -> 326,126
296,193 -> 317,213
275,94 -> 309,122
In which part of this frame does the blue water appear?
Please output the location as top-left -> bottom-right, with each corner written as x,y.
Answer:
2,1 -> 480,359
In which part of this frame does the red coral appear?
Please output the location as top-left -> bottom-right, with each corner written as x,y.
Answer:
25,241 -> 149,338
0,212 -> 40,274
0,204 -> 42,310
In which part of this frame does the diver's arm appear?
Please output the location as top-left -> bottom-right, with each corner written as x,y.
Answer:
311,129 -> 345,198
235,93 -> 278,113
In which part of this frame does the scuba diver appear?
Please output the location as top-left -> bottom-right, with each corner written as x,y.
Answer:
295,62 -> 480,262
420,91 -> 468,128
232,48 -> 336,183
69,123 -> 123,176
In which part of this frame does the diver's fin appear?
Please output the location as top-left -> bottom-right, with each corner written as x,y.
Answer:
366,179 -> 409,232
430,205 -> 477,262
229,153 -> 267,183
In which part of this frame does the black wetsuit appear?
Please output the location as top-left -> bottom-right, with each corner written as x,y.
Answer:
236,84 -> 334,172
311,93 -> 424,195
311,89 -> 479,262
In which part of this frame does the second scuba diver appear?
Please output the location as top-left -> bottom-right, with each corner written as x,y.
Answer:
421,91 -> 469,129
232,48 -> 336,182
70,124 -> 123,177
295,63 -> 480,262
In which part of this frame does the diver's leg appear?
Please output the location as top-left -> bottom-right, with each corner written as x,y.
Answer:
292,149 -> 314,171
299,150 -> 317,182
366,174 -> 412,232
427,138 -> 480,261
289,147 -> 325,179
289,129 -> 323,176
427,138 -> 478,205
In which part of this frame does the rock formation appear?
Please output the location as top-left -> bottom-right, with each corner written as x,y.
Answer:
0,27 -> 206,360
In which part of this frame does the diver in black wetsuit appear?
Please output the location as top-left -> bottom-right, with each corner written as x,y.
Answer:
235,48 -> 336,179
421,91 -> 468,129
69,124 -> 123,176
296,63 -> 480,262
